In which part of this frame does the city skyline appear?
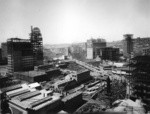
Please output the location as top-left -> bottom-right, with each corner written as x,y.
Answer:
0,0 -> 150,44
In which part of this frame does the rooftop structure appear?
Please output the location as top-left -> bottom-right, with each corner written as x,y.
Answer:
8,86 -> 61,114
62,91 -> 82,102
18,70 -> 46,77
14,70 -> 47,83
0,83 -> 63,114
54,79 -> 71,89
1,84 -> 22,93
34,64 -> 53,71
14,68 -> 61,83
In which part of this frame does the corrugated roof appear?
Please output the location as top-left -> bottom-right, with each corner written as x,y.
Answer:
29,96 -> 52,108
18,91 -> 41,101
77,69 -> 90,74
62,91 -> 82,102
1,84 -> 22,92
16,70 -> 46,77
8,89 -> 30,98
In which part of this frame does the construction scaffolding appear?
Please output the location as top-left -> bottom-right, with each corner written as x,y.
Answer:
30,26 -> 43,66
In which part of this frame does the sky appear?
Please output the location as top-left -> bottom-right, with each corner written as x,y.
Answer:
0,0 -> 150,44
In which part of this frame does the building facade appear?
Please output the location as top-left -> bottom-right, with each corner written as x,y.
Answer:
7,38 -> 34,74
142,47 -> 150,55
1,42 -> 7,60
123,34 -> 150,58
133,37 -> 150,56
0,42 -> 8,64
86,38 -> 106,59
129,56 -> 150,106
122,34 -> 133,58
30,26 -> 43,66
102,47 -> 119,61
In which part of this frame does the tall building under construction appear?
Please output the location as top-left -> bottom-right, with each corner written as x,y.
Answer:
7,27 -> 43,74
7,38 -> 34,74
30,26 -> 43,66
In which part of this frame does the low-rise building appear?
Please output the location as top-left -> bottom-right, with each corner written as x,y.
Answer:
62,92 -> 83,112
34,64 -> 54,71
14,68 -> 61,83
53,79 -> 78,93
14,71 -> 47,83
76,70 -> 91,84
5,83 -> 62,114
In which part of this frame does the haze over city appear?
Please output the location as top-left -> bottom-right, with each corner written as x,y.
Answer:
0,0 -> 150,44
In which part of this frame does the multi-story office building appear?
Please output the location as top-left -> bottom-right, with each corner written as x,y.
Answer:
129,56 -> 150,106
4,84 -> 62,114
86,38 -> 106,59
1,42 -> 7,60
142,47 -> 150,55
122,34 -> 133,58
30,26 -> 43,66
133,37 -> 150,56
7,38 -> 34,74
123,34 -> 150,57
102,47 -> 119,61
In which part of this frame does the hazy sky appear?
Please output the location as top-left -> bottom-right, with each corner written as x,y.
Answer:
0,0 -> 150,44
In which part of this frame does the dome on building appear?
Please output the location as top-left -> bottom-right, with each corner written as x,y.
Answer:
33,27 -> 40,33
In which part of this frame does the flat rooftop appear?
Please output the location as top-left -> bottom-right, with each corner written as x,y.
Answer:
15,70 -> 46,77
6,83 -> 36,96
2,84 -> 22,92
77,69 -> 90,74
9,89 -> 60,110
54,79 -> 71,86
62,91 -> 82,102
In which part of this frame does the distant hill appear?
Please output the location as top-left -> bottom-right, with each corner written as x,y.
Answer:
44,43 -> 71,49
44,40 -> 123,50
